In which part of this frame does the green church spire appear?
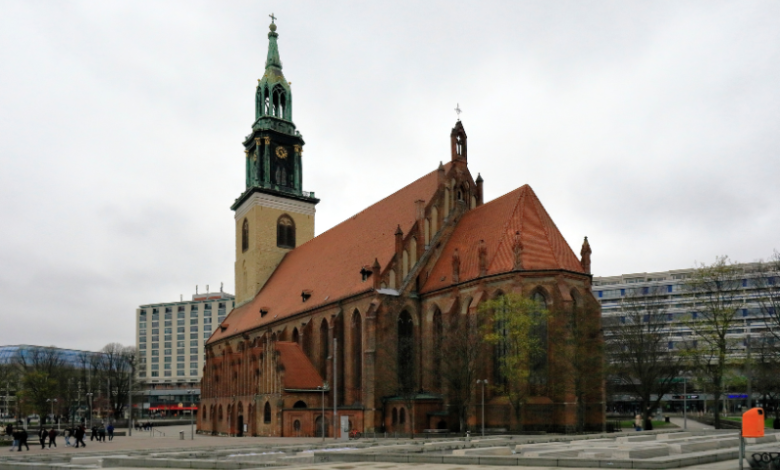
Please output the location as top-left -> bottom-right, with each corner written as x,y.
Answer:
265,14 -> 282,70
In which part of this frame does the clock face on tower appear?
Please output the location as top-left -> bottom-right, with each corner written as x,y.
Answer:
275,146 -> 288,159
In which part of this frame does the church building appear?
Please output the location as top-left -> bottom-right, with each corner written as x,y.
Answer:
198,19 -> 604,437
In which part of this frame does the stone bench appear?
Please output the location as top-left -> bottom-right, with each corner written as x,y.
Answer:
452,446 -> 512,456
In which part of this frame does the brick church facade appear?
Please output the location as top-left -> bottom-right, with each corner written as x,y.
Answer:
198,20 -> 604,437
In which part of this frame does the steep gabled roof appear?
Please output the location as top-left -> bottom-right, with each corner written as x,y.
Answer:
422,184 -> 584,293
208,164 -> 450,343
275,342 -> 323,390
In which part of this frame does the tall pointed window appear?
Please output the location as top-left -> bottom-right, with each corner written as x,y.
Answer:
397,311 -> 414,393
530,291 -> 549,387
263,401 -> 272,423
277,215 -> 296,248
241,219 -> 249,252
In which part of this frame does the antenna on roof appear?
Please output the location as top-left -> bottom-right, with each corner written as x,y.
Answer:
220,282 -> 224,293
206,284 -> 209,293
196,285 -> 198,294
180,294 -> 183,301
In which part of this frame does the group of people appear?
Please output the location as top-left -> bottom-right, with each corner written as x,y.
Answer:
5,422 -> 115,451
135,421 -> 155,431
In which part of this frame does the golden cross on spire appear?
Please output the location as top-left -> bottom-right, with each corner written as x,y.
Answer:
269,13 -> 277,23
455,103 -> 462,121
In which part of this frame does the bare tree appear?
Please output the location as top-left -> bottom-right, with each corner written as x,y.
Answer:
683,256 -> 743,429
434,312 -> 482,432
557,299 -> 605,433
750,334 -> 780,422
606,286 -> 683,431
754,251 -> 780,342
93,343 -> 136,420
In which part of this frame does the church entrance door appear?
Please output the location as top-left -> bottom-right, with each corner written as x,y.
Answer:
237,415 -> 244,437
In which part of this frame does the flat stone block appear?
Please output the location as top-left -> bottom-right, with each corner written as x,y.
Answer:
407,454 -> 444,464
655,432 -> 692,440
612,446 -> 670,459
476,455 -> 520,466
616,435 -> 657,443
452,446 -> 511,456
556,457 -> 602,467
380,454 -> 410,463
746,435 -> 778,444
668,440 -> 720,454
441,455 -> 479,465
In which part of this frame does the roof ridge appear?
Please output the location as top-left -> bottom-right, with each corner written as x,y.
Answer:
487,185 -> 529,272
527,187 -> 574,271
297,163 -> 448,247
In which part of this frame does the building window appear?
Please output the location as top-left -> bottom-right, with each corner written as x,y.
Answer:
151,365 -> 159,370
397,311 -> 414,393
164,321 -> 171,327
193,333 -> 200,339
177,371 -> 185,376
204,318 -> 212,324
177,363 -> 185,369
264,402 -> 272,423
164,328 -> 171,334
190,326 -> 198,332
164,371 -> 171,377
151,357 -> 159,363
151,371 -> 159,377
151,350 -> 159,356
177,348 -> 185,355
178,327 -> 185,333
164,349 -> 172,356
177,319 -> 185,326
242,218 -> 249,252
164,342 -> 172,348
190,319 -> 198,325
190,355 -> 199,362
276,215 -> 296,248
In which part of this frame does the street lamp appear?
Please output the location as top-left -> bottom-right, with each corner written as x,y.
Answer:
86,393 -> 94,429
476,379 -> 488,437
186,390 -> 195,440
46,398 -> 59,430
316,382 -> 329,443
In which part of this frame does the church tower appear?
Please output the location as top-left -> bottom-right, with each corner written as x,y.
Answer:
231,17 -> 318,306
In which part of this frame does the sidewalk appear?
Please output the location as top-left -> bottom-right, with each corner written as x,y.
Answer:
668,416 -> 713,430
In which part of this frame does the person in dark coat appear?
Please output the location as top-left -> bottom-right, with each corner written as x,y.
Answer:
74,426 -> 86,448
38,428 -> 47,449
17,429 -> 29,451
90,425 -> 97,441
107,423 -> 114,441
48,428 -> 57,448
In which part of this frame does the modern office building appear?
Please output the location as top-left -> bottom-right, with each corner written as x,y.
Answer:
593,263 -> 778,411
593,263 -> 777,349
135,288 -> 234,416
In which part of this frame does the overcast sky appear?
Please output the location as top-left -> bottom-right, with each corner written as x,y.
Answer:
1,1 -> 779,350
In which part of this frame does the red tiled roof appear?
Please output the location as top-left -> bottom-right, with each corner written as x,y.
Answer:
208,164 -> 451,343
276,341 -> 324,390
422,184 -> 584,293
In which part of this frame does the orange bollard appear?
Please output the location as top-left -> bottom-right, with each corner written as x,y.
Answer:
742,408 -> 765,438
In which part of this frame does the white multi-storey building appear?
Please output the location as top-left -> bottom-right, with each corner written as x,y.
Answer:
594,264 -> 777,353
135,289 -> 234,415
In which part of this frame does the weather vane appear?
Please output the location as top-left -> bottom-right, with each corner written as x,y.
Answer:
269,13 -> 277,24
455,103 -> 462,121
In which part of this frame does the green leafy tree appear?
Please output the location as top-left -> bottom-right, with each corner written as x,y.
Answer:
481,293 -> 548,431
683,256 -> 743,429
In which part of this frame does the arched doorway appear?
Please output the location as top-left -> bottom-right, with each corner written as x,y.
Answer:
237,402 -> 244,437
314,414 -> 329,437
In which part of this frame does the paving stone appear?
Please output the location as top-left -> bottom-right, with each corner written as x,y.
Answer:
451,446 -> 511,456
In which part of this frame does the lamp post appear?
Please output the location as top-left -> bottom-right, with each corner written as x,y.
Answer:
683,377 -> 687,431
316,382 -> 329,443
86,393 -> 94,429
186,390 -> 195,440
476,379 -> 488,437
46,398 -> 59,430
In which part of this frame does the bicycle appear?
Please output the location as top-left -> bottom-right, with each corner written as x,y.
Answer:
348,429 -> 361,440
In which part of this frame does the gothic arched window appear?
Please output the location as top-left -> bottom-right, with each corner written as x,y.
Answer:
397,311 -> 414,393
432,308 -> 442,389
263,401 -> 272,423
277,215 -> 296,249
241,219 -> 249,252
530,290 -> 549,387
352,310 -> 363,393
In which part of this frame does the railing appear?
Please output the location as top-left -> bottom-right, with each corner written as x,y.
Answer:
151,428 -> 165,437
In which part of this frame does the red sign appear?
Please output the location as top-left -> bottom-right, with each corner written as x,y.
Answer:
149,405 -> 198,411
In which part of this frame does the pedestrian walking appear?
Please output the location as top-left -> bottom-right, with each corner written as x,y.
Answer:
18,429 -> 29,451
63,427 -> 72,447
90,425 -> 97,441
99,425 -> 106,442
9,430 -> 19,452
107,423 -> 114,441
48,428 -> 57,448
74,425 -> 86,448
634,414 -> 642,432
38,427 -> 47,449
